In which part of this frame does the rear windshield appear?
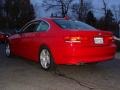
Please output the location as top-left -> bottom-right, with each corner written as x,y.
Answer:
54,19 -> 96,30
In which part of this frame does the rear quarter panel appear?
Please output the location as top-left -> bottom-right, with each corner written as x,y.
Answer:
34,20 -> 65,63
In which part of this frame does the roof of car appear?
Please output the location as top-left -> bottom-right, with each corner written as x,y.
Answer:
34,17 -> 65,21
26,18 -> 65,24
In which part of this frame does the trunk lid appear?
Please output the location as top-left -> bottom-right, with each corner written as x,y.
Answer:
63,29 -> 114,47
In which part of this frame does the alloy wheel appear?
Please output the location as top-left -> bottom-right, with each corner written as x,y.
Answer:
5,43 -> 11,57
40,49 -> 51,70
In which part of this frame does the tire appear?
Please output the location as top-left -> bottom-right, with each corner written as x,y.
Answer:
39,47 -> 55,70
5,43 -> 11,57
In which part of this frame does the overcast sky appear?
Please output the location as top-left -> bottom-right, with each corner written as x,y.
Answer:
31,0 -> 120,18
93,0 -> 120,7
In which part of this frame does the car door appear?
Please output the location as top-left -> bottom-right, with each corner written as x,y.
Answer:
28,20 -> 50,61
11,23 -> 32,56
18,21 -> 40,59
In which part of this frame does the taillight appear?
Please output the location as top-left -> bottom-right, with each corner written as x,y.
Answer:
64,36 -> 81,43
107,36 -> 114,42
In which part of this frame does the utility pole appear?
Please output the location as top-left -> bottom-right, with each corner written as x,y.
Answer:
80,0 -> 83,7
119,23 -> 120,38
79,0 -> 84,21
102,0 -> 107,16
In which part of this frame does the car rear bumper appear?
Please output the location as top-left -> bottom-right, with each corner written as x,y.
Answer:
56,44 -> 116,65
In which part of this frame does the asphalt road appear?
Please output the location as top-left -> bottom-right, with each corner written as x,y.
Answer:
0,44 -> 120,90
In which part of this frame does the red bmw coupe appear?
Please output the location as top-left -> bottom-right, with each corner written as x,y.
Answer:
6,18 -> 116,70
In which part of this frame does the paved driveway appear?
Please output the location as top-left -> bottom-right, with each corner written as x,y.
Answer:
0,44 -> 120,90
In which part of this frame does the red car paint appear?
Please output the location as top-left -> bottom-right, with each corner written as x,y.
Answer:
8,18 -> 116,65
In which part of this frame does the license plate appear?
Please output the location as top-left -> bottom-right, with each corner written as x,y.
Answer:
94,37 -> 104,44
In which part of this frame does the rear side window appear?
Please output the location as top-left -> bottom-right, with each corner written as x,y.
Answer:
36,21 -> 49,32
23,21 -> 40,33
54,19 -> 96,30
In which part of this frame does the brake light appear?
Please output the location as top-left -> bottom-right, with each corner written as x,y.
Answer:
108,36 -> 113,40
107,36 -> 114,42
64,36 -> 81,43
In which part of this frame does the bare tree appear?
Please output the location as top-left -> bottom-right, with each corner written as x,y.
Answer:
72,0 -> 92,21
102,0 -> 109,16
79,0 -> 83,20
112,4 -> 120,23
42,0 -> 73,17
